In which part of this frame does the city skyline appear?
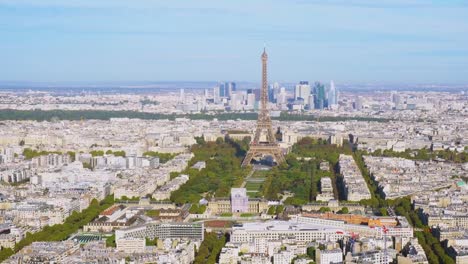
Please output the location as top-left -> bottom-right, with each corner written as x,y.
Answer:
1,0 -> 468,84
0,1 -> 467,263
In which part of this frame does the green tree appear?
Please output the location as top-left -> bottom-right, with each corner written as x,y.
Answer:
0,248 -> 14,261
67,151 -> 76,162
22,148 -> 62,160
276,205 -> 284,214
90,150 -> 104,157
195,136 -> 206,145
113,150 -> 126,157
170,140 -> 250,204
82,162 -> 92,170
189,204 -> 207,214
267,206 -> 276,215
337,207 -> 349,214
106,234 -> 116,247
145,237 -> 158,246
379,208 -> 388,216
143,151 -> 176,163
194,232 -> 226,264
306,247 -> 316,259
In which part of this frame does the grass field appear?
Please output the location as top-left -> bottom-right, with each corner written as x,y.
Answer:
245,170 -> 270,197
245,181 -> 263,191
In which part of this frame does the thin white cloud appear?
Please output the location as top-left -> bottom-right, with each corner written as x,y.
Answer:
291,0 -> 468,9
0,0 -> 240,10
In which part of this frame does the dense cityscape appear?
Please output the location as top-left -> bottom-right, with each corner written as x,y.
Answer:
2,1 -> 468,264
0,48 -> 467,263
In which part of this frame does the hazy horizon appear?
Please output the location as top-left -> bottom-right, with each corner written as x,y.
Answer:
1,0 -> 468,83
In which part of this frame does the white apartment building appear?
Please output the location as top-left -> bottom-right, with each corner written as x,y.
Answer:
230,220 -> 344,244
317,249 -> 343,264
116,238 -> 145,253
338,154 -> 371,201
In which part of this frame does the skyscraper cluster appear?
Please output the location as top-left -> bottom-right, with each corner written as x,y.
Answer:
213,82 -> 236,102
212,81 -> 259,111
293,80 -> 339,110
206,79 -> 338,112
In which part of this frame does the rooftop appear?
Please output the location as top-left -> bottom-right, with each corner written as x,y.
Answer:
233,220 -> 344,233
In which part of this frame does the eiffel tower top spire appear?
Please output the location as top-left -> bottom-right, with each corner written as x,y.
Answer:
260,47 -> 269,114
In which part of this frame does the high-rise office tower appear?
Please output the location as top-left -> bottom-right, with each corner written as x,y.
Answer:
314,82 -> 326,109
268,84 -> 274,103
217,82 -> 236,98
294,83 -> 300,99
328,80 -> 337,107
179,89 -> 185,102
294,81 -> 311,101
238,91 -> 247,103
253,89 -> 261,101
247,93 -> 256,108
230,93 -> 239,110
355,96 -> 363,110
271,82 -> 280,102
213,86 -> 220,102
225,82 -> 236,98
204,88 -> 210,98
277,87 -> 287,105
308,94 -> 315,110
219,83 -> 226,97
247,89 -> 256,109
391,91 -> 401,106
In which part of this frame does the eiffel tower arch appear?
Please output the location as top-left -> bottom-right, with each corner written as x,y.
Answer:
241,49 -> 285,167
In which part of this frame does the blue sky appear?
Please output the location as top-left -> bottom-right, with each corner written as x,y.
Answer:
1,0 -> 468,84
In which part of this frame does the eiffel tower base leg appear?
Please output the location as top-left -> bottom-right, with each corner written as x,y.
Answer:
273,152 -> 285,164
242,151 -> 255,167
241,146 -> 285,167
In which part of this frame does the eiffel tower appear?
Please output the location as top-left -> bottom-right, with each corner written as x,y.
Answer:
241,48 -> 285,167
